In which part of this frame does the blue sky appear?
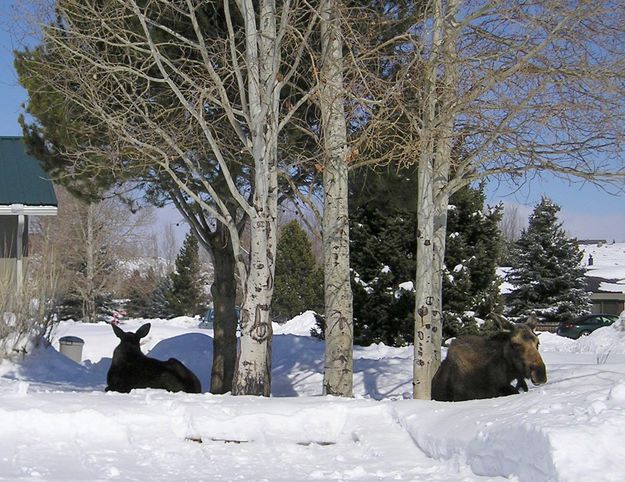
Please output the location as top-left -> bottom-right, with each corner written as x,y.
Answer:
2,14 -> 625,243
0,25 -> 26,138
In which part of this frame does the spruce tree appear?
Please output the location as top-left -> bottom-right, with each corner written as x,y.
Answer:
150,276 -> 175,319
124,270 -> 155,318
272,221 -> 323,321
349,168 -> 505,346
350,203 -> 416,346
506,197 -> 591,324
349,168 -> 418,346
124,268 -> 174,319
166,232 -> 205,317
442,186 -> 504,339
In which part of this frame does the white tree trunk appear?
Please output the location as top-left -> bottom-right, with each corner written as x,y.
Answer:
320,0 -> 353,397
232,0 -> 280,396
413,142 -> 436,399
85,203 -> 96,323
413,0 -> 459,399
234,207 -> 276,396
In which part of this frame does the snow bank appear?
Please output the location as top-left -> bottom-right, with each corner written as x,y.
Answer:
3,315 -> 625,480
272,310 -> 318,336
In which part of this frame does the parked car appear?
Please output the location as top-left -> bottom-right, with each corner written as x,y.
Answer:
198,307 -> 241,330
556,314 -> 619,339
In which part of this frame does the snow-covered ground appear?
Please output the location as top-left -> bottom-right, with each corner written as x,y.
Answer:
1,311 -> 625,481
582,242 -> 625,293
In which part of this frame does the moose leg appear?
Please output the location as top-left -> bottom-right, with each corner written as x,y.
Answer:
515,378 -> 528,392
498,385 -> 520,397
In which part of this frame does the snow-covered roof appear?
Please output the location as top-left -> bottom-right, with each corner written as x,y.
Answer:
581,242 -> 625,294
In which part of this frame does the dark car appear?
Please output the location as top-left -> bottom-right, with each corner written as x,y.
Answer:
556,314 -> 619,339
198,307 -> 241,330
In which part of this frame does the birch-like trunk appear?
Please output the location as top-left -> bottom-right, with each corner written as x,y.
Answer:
430,189 -> 449,365
413,0 -> 459,399
320,0 -> 353,397
232,0 -> 280,396
233,204 -> 276,396
413,142 -> 436,399
84,203 -> 96,323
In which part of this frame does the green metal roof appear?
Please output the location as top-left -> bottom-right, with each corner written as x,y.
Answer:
0,137 -> 57,207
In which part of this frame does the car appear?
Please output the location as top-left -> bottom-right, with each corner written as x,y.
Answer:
556,313 -> 619,339
198,307 -> 241,330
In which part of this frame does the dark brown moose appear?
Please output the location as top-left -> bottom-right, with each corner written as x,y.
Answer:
431,314 -> 547,401
106,323 -> 201,394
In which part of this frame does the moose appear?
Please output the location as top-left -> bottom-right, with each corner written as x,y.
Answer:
431,314 -> 547,401
106,323 -> 202,394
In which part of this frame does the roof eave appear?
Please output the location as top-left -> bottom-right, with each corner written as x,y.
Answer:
0,204 -> 58,216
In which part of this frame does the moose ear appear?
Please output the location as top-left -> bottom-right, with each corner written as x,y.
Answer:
136,323 -> 151,338
525,313 -> 538,330
489,313 -> 514,332
112,323 -> 125,339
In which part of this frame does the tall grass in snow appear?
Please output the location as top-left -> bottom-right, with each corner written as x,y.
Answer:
0,243 -> 60,358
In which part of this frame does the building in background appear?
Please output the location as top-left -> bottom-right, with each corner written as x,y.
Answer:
0,137 -> 57,292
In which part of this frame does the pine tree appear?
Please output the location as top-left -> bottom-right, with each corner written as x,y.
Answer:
124,268 -> 173,319
349,168 -> 418,346
350,204 -> 416,346
506,197 -> 591,324
272,221 -> 323,321
150,276 -> 175,319
124,270 -> 154,318
349,168 -> 505,346
166,232 -> 205,317
442,186 -> 505,339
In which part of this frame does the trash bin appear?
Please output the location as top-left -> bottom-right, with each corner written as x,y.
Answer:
59,336 -> 85,363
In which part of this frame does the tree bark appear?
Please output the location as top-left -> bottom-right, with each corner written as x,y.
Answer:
232,0 -> 280,396
320,0 -> 353,397
209,222 -> 238,394
172,191 -> 242,395
413,0 -> 459,399
84,202 -> 96,323
413,142 -> 436,399
233,203 -> 277,396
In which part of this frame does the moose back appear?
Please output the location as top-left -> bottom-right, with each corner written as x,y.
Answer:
431,317 -> 547,401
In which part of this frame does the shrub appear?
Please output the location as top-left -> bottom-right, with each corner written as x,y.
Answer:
0,248 -> 60,358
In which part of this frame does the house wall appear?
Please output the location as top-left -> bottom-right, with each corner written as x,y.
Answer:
591,299 -> 625,315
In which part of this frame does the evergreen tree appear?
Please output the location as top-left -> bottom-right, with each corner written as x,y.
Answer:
506,197 -> 591,324
124,270 -> 155,318
166,232 -> 205,317
442,186 -> 505,339
272,221 -> 323,321
150,276 -> 175,319
349,168 -> 418,346
349,168 -> 505,346
124,268 -> 174,319
350,204 -> 416,346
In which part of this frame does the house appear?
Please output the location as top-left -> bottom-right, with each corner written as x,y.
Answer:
585,276 -> 625,316
0,137 -> 57,291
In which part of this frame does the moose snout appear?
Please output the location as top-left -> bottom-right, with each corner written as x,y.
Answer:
530,363 -> 547,385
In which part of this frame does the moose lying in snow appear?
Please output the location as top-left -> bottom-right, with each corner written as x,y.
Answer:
431,314 -> 547,401
106,323 -> 201,394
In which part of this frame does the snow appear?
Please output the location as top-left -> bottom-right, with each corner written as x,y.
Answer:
496,267 -> 513,295
498,242 -> 625,295
2,311 -> 625,481
397,281 -> 414,292
6,242 -> 625,480
581,242 -> 625,293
